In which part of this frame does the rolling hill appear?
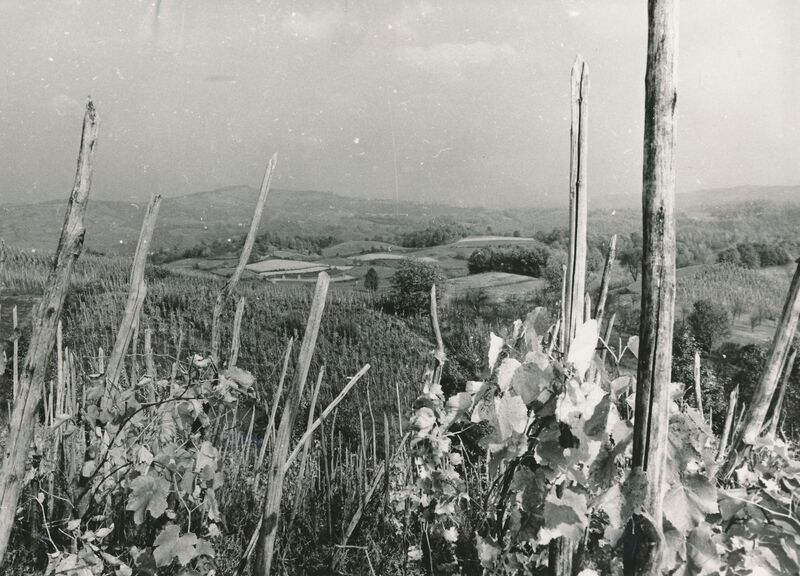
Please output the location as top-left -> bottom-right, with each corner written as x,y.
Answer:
1,184 -> 799,257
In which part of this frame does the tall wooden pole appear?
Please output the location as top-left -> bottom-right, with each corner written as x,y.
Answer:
627,1 -> 679,573
550,55 -> 589,576
564,55 -> 589,352
0,102 -> 98,566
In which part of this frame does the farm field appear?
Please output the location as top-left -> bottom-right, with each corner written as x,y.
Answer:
442,271 -> 546,304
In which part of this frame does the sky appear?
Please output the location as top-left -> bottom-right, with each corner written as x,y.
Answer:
0,0 -> 798,208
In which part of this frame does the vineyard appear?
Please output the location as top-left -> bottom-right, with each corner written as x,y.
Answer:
2,1 -> 800,576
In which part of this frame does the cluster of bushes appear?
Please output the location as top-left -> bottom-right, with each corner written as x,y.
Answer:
395,222 -> 469,248
150,232 -> 342,264
386,260 -> 446,315
466,245 -> 550,277
717,242 -> 793,268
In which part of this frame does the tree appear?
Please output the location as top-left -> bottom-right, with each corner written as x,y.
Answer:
672,322 -> 726,431
619,232 -> 643,280
687,299 -> 731,353
390,260 -> 445,315
717,247 -> 741,266
736,242 -> 761,269
364,267 -> 379,291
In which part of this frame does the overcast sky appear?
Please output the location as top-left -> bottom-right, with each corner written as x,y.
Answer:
1,0 -> 798,207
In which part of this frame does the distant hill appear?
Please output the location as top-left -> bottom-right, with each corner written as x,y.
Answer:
1,184 -> 799,255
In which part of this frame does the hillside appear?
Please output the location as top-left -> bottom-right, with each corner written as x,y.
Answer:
1,184 -> 799,258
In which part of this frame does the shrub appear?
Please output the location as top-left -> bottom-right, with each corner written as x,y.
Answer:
688,298 -> 731,353
364,267 -> 379,291
390,260 -> 445,315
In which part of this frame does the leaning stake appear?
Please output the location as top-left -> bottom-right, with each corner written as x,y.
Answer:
255,272 -> 329,575
0,102 -> 98,566
105,193 -> 161,387
722,258 -> 800,477
210,153 -> 277,363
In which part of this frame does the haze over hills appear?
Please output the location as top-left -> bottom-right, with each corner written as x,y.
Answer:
1,184 -> 799,255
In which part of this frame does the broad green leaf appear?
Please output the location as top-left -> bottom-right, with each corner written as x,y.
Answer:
194,441 -> 218,475
496,358 -> 521,392
153,524 -> 199,567
626,336 -> 639,359
494,394 -> 528,439
510,362 -> 552,405
442,392 -> 471,428
685,524 -> 723,575
475,534 -> 500,568
159,406 -> 177,446
523,307 -> 550,350
595,484 -> 624,543
663,475 -> 718,534
539,486 -> 588,544
126,474 -> 170,525
222,366 -> 255,388
567,319 -> 598,378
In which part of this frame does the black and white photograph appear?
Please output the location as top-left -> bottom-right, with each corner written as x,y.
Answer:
0,1 -> 798,574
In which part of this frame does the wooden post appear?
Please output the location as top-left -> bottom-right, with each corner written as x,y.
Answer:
600,312 -> 616,365
626,1 -> 679,574
0,101 -> 98,566
229,296 -> 246,367
210,153 -> 276,363
255,272 -> 329,575
768,349 -> 795,437
11,306 -> 18,403
717,385 -> 738,460
550,55 -> 590,576
722,259 -> 800,477
740,260 -> 800,444
595,234 -> 617,328
693,351 -> 704,416
564,55 -> 589,352
105,194 -> 161,387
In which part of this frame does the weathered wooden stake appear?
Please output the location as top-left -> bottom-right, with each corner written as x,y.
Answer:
595,234 -> 617,328
210,153 -> 276,363
693,351 -> 704,416
229,296 -> 246,367
563,55 -> 589,352
105,194 -> 161,387
722,259 -> 800,477
626,0 -> 679,573
768,349 -> 795,437
717,385 -> 738,460
0,101 -> 98,566
255,272 -> 329,575
550,55 -> 590,576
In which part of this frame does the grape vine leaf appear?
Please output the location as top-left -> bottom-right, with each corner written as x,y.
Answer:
475,534 -> 500,568
126,474 -> 170,525
626,336 -> 639,359
494,393 -> 528,439
662,475 -> 718,534
194,441 -> 218,475
159,406 -> 177,446
497,358 -> 521,393
488,333 -> 504,373
153,524 -> 199,567
566,319 -> 598,378
539,485 -> 588,544
685,524 -> 723,575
